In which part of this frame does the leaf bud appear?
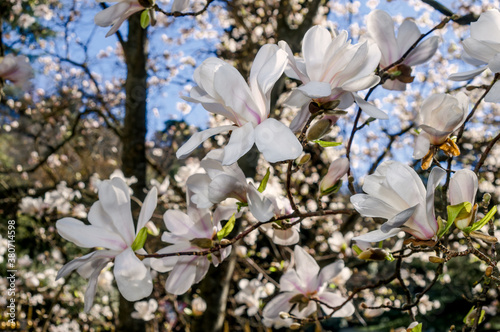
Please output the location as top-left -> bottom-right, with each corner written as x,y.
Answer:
290,323 -> 302,330
219,239 -> 231,246
279,312 -> 290,319
469,231 -> 498,243
296,153 -> 311,165
357,248 -> 388,261
190,238 -> 213,249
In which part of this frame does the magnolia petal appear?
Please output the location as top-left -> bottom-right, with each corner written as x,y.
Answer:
425,166 -> 446,235
353,93 -> 388,119
162,210 -> 196,237
254,118 -> 303,163
342,75 -> 380,92
99,178 -> 136,244
280,270 -> 305,293
382,79 -> 407,91
380,205 -> 418,232
271,228 -> 300,246
194,257 -> 210,283
302,26 -> 332,81
367,10 -> 399,66
137,187 -> 158,232
176,125 -> 236,160
289,104 -> 311,133
396,20 -> 421,57
186,206 -> 214,238
247,185 -> 274,222
114,248 -> 153,301
484,80 -> 500,102
222,122 -> 255,165
449,169 -> 478,206
296,81 -> 332,98
56,250 -> 114,280
350,194 -> 400,220
56,218 -> 127,251
470,10 -> 500,44
186,174 -> 212,209
262,292 -> 294,320
463,38 -> 499,63
318,260 -> 344,286
209,174 -> 248,203
165,256 -> 198,294
352,228 -> 402,242
413,133 -> 431,159
405,36 -> 440,66
294,246 -> 320,289
318,292 -> 354,317
94,2 -> 129,27
448,66 -> 487,81
83,259 -> 110,313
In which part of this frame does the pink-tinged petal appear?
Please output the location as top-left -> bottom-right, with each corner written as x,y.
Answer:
353,94 -> 388,119
449,169 -> 478,206
165,256 -> 199,294
247,185 -> 274,222
56,218 -> 127,251
187,206 -> 214,238
405,36 -> 439,66
484,80 -> 500,102
137,187 -> 157,233
470,10 -> 500,44
341,74 -> 380,92
262,292 -> 295,320
214,63 -> 262,125
424,166 -> 446,235
94,2 -> 129,27
176,125 -> 236,159
318,260 -> 344,286
385,163 -> 425,207
83,259 -> 110,313
209,174 -> 247,203
294,246 -> 320,290
413,133 -> 431,159
279,270 -> 304,292
367,10 -> 398,66
448,66 -> 487,81
254,118 -> 303,163
463,38 -> 500,63
318,292 -> 354,317
352,228 -> 402,242
56,250 -> 114,280
194,257 -> 210,282
350,194 -> 400,219
382,79 -> 407,91
289,103 -> 310,133
172,0 -> 189,12
192,58 -> 225,101
302,26 -> 333,81
296,81 -> 332,98
380,205 -> 418,232
270,228 -> 300,246
162,210 -> 196,237
222,123 -> 255,165
279,40 -> 309,82
419,125 -> 452,145
187,173 -> 212,208
114,248 -> 153,301
396,20 -> 421,57
99,178 -> 135,244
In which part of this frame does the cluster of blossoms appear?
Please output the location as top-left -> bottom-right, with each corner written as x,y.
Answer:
50,5 -> 500,331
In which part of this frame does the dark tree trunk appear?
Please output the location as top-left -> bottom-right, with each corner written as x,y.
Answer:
118,13 -> 148,332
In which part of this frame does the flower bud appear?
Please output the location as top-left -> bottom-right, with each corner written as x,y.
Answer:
190,238 -> 213,249
469,231 -> 498,243
279,312 -> 290,319
357,248 -> 388,261
306,119 -> 332,141
429,256 -> 445,264
290,323 -> 302,330
192,297 -> 207,316
485,266 -> 493,277
319,158 -> 349,196
296,153 -> 311,165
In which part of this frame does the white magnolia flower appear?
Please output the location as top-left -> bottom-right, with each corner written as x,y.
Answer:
177,44 -> 303,165
367,10 -> 440,91
449,169 -> 478,229
235,277 -> 275,317
413,93 -> 468,160
260,196 -> 300,245
0,54 -> 33,88
56,177 -> 156,312
351,161 -> 446,242
191,297 -> 207,316
449,9 -> 500,102
262,246 -> 354,327
131,299 -> 158,321
279,25 -> 386,132
94,0 -> 145,38
150,205 -> 235,295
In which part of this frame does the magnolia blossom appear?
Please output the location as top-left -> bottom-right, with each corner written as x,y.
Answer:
262,246 -> 354,327
131,299 -> 158,321
279,25 -> 386,132
367,10 -> 440,90
177,45 -> 302,165
319,158 -> 350,195
150,205 -> 235,295
449,9 -> 500,102
234,277 -> 275,316
449,169 -> 478,229
351,161 -> 446,242
413,93 -> 468,163
56,177 -> 156,312
94,0 -> 144,38
0,54 -> 33,87
260,196 -> 300,245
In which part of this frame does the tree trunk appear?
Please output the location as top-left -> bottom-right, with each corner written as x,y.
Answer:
118,13 -> 148,332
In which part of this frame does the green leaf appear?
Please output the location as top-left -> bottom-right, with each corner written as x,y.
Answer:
313,140 -> 342,147
258,168 -> 271,193
236,201 -> 248,212
217,214 -> 236,241
131,227 -> 148,251
469,205 -> 497,233
446,202 -> 472,231
352,244 -> 363,255
140,10 -> 150,29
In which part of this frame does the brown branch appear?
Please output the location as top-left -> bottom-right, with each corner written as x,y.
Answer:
153,0 -> 215,17
474,131 -> 500,174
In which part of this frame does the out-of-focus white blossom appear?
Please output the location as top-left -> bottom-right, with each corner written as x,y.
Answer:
131,299 -> 157,321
